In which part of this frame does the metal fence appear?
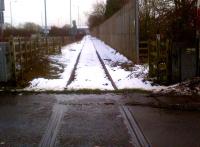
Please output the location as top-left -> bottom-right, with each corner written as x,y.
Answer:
171,43 -> 198,83
139,41 -> 148,63
91,1 -> 138,62
148,39 -> 199,84
148,40 -> 171,84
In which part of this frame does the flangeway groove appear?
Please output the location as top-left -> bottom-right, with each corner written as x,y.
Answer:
39,104 -> 66,147
119,106 -> 151,147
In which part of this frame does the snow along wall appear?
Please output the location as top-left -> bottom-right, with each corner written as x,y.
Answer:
91,0 -> 139,63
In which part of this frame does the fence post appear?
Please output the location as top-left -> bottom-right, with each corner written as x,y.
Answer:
36,37 -> 39,55
197,35 -> 200,76
19,38 -> 23,80
156,34 -> 161,82
59,37 -> 61,53
46,37 -> 49,54
178,44 -> 182,82
10,37 -> 17,82
135,0 -> 139,63
167,40 -> 172,84
30,39 -> 32,61
25,40 -> 28,65
53,37 -> 55,53
148,40 -> 151,77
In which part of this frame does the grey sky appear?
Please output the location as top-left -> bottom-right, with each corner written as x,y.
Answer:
4,0 -> 106,27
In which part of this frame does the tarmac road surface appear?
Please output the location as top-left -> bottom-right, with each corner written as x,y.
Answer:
0,92 -> 200,147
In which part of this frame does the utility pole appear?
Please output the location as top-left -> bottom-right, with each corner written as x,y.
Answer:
9,0 -> 17,35
0,0 -> 5,41
10,0 -> 17,28
44,0 -> 48,37
70,0 -> 72,26
10,1 -> 12,28
78,6 -> 80,27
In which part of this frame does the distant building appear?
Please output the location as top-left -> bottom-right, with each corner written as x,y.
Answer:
69,21 -> 89,40
68,20 -> 77,37
77,26 -> 90,35
72,20 -> 77,36
0,0 -> 4,12
41,26 -> 50,36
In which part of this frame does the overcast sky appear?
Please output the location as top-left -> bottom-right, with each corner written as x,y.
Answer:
4,0 -> 106,27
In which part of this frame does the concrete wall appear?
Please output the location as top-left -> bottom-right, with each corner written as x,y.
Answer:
91,1 -> 138,62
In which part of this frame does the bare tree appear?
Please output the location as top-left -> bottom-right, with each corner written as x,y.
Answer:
139,0 -> 196,43
87,2 -> 106,28
23,22 -> 41,32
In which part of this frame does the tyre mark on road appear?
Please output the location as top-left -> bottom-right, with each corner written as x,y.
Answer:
91,40 -> 118,90
119,106 -> 151,147
39,104 -> 66,147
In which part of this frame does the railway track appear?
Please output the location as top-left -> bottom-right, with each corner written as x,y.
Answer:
66,37 -> 118,90
65,38 -> 86,87
91,40 -> 118,90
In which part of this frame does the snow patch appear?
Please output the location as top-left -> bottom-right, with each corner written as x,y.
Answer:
25,38 -> 85,91
67,36 -> 114,90
26,35 -> 164,91
92,37 -> 164,90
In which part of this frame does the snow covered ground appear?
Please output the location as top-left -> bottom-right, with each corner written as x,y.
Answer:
153,77 -> 200,96
91,37 -> 163,90
25,39 -> 85,91
26,35 -> 163,91
67,36 -> 114,90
